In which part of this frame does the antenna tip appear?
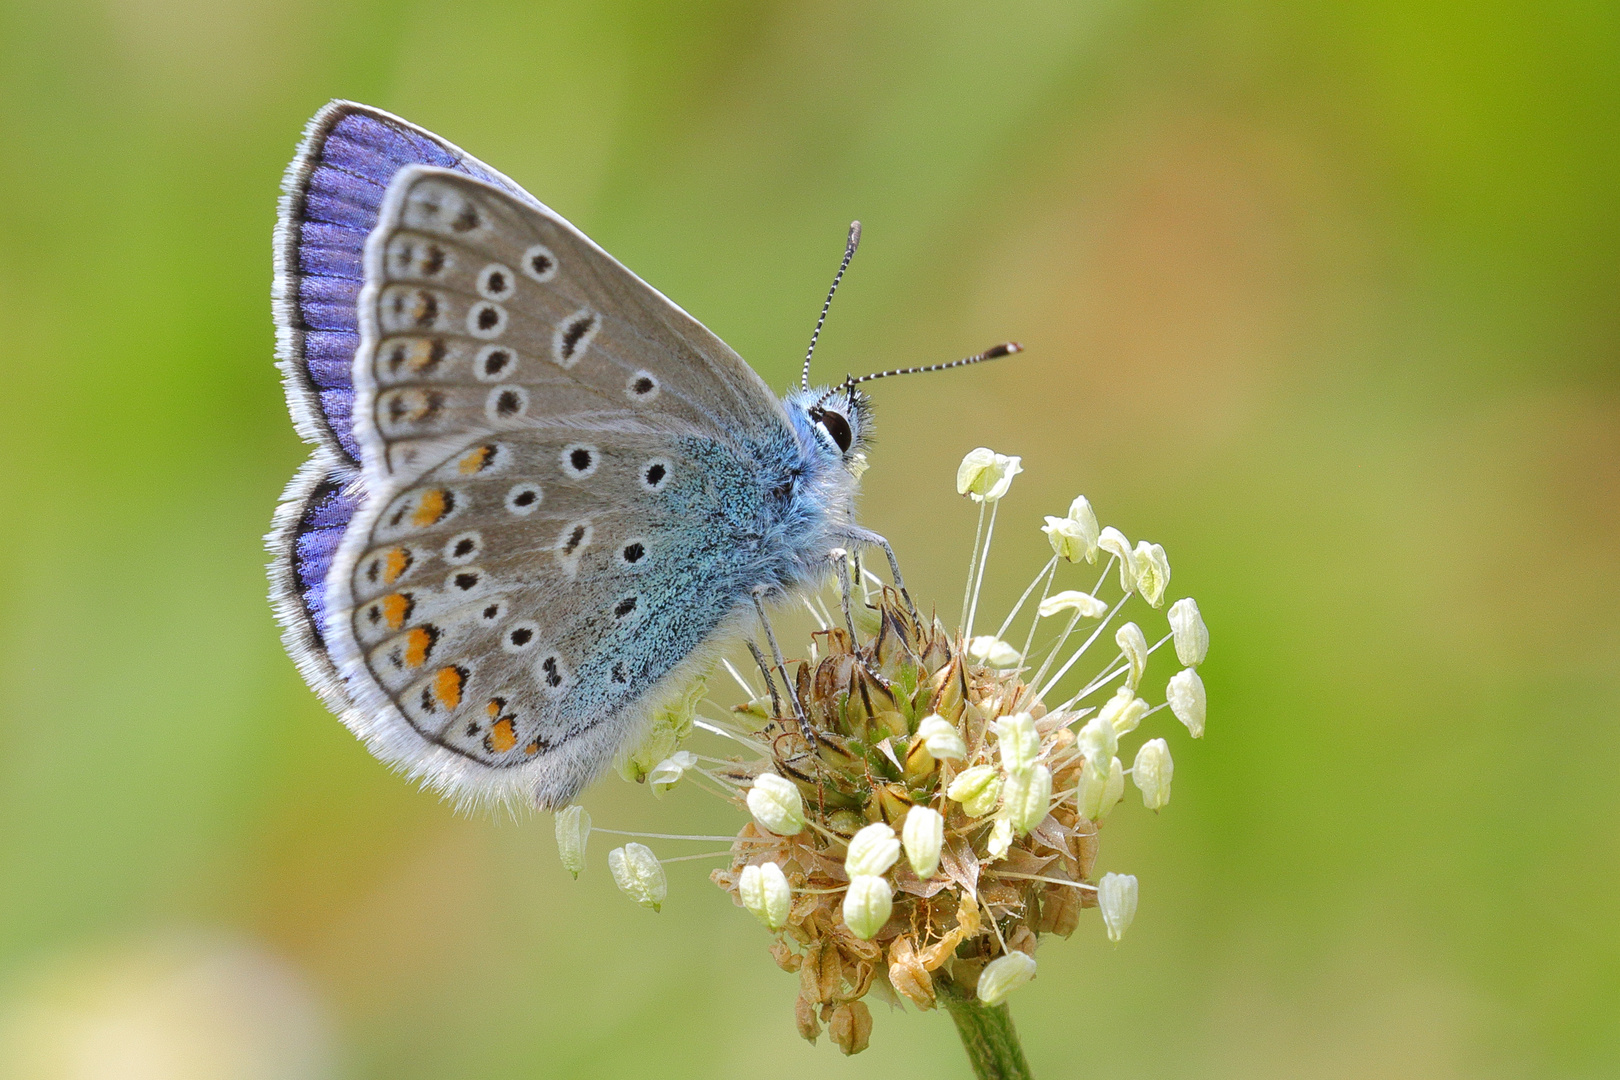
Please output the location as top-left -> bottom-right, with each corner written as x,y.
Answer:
987,341 -> 1023,359
846,221 -> 862,252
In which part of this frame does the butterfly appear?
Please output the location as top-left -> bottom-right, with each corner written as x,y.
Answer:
268,101 -> 1015,810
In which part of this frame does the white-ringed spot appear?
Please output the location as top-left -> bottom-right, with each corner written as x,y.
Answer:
486,385 -> 528,422
521,244 -> 558,282
467,300 -> 508,339
612,595 -> 640,622
560,443 -> 598,479
475,344 -> 516,382
626,370 -> 660,403
618,538 -> 648,568
551,309 -> 600,368
444,532 -> 482,565
505,483 -> 543,515
502,621 -> 540,654
477,263 -> 516,300
639,457 -> 672,493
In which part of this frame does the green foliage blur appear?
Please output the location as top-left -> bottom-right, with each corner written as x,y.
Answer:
0,1 -> 1615,1076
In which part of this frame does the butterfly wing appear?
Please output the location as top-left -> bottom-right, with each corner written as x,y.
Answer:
270,103 -> 555,719
348,166 -> 786,490
309,164 -> 797,809
326,426 -> 769,808
273,101 -> 542,466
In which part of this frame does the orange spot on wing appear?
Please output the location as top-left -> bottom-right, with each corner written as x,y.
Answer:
432,666 -> 465,710
488,718 -> 517,753
381,593 -> 412,630
403,626 -> 436,668
382,547 -> 412,584
412,489 -> 448,527
458,445 -> 494,475
523,740 -> 540,756
486,697 -> 504,719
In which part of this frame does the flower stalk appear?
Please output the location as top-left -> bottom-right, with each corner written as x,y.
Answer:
940,977 -> 1035,1080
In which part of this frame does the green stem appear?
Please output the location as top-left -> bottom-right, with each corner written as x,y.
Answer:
939,979 -> 1034,1080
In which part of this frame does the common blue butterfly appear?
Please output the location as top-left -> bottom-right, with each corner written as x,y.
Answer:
268,102 -> 1014,810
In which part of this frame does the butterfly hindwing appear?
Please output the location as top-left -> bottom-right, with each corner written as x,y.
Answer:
325,426 -> 767,807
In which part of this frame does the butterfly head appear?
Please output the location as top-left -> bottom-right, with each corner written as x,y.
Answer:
785,382 -> 870,468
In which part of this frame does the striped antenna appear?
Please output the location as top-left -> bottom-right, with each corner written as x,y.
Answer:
801,221 -> 862,391
847,342 -> 1023,386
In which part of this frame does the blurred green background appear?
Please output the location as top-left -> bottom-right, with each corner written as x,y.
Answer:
1,0 -> 1616,1076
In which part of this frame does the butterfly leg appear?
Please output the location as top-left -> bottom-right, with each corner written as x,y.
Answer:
745,639 -> 785,720
838,527 -> 920,625
752,589 -> 815,743
830,548 -> 858,642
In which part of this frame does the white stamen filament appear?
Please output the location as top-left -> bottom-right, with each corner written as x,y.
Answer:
721,658 -> 758,697
996,555 -> 1058,642
964,500 -> 1000,638
1014,559 -> 1061,667
592,828 -> 756,842
694,718 -> 761,750
1037,592 -> 1132,703
657,850 -> 736,864
1023,609 -> 1084,699
988,871 -> 1098,891
960,499 -> 987,627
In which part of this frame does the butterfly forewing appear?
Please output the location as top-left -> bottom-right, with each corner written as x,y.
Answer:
354,168 -> 784,485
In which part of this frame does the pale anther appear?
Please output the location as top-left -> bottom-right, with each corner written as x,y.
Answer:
1115,622 -> 1149,690
844,822 -> 901,878
1168,597 -> 1208,666
747,773 -> 806,835
843,875 -> 893,940
994,712 -> 1040,774
1166,667 -> 1206,738
1097,527 -> 1137,593
946,765 -> 1002,818
1038,590 -> 1108,619
956,448 -> 1023,503
1133,738 -> 1173,810
554,804 -> 590,879
976,952 -> 1037,1007
1132,540 -> 1170,608
917,714 -> 967,760
1098,872 -> 1138,942
608,843 -> 667,912
902,806 -> 944,879
740,862 -> 792,930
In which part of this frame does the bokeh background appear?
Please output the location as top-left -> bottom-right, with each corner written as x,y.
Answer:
2,0 -> 1616,1076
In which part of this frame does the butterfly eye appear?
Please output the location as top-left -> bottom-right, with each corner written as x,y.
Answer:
811,407 -> 854,454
